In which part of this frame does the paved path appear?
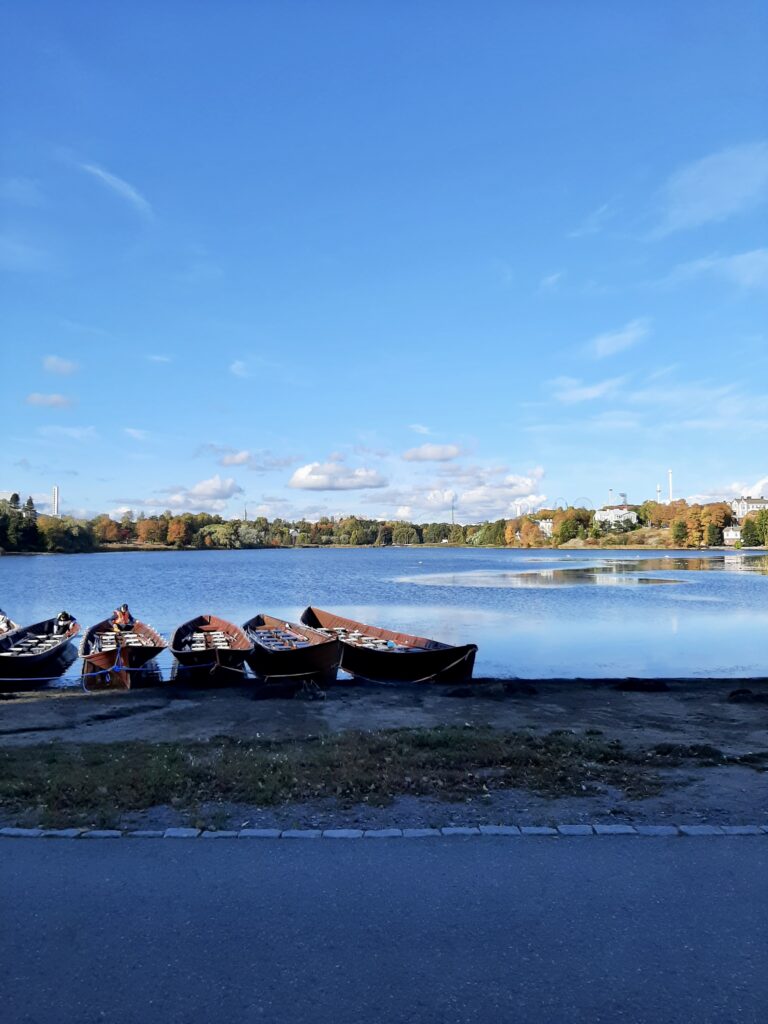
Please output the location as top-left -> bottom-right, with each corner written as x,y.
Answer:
2,838 -> 766,1023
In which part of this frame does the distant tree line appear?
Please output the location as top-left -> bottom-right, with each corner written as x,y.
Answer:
1,494 -> 763,554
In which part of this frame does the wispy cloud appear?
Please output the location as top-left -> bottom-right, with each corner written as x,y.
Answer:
146,354 -> 172,363
229,360 -> 248,378
289,459 -> 387,491
587,318 -> 650,359
26,392 -> 73,408
124,428 -> 149,441
539,271 -> 564,293
38,425 -> 97,441
409,423 -> 431,435
0,234 -> 48,272
651,141 -> 768,237
43,355 -> 78,375
665,249 -> 768,291
402,443 -> 462,462
0,177 -> 44,206
78,162 -> 153,218
199,443 -> 296,472
549,376 -> 625,403
568,201 -> 616,238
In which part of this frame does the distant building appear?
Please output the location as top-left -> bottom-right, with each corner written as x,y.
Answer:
52,485 -> 60,518
538,518 -> 554,538
724,525 -> 741,545
594,507 -> 638,528
731,496 -> 768,521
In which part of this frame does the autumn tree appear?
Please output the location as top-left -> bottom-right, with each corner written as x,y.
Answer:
671,519 -> 688,546
92,514 -> 121,544
167,516 -> 192,547
519,518 -> 544,547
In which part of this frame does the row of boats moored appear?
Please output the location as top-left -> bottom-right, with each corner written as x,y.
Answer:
0,606 -> 478,690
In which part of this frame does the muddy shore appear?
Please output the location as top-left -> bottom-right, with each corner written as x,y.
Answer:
1,678 -> 766,830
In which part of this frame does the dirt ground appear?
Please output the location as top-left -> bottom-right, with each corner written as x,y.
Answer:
1,678 -> 766,828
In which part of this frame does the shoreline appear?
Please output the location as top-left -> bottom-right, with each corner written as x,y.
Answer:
2,543 -> 765,557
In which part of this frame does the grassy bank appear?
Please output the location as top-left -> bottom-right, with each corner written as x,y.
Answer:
2,726 -> 766,828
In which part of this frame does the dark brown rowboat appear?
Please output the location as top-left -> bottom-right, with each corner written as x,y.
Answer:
299,606 -> 477,684
170,614 -> 251,673
79,618 -> 167,690
0,615 -> 80,687
242,613 -> 341,684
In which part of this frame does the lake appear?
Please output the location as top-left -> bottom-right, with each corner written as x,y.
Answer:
2,546 -> 768,683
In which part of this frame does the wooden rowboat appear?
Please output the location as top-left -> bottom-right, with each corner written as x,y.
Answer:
0,615 -> 80,688
170,614 -> 251,673
299,607 -> 478,684
242,613 -> 341,685
80,618 -> 167,690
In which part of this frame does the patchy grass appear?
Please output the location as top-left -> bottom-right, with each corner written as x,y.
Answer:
1,726 -> 766,827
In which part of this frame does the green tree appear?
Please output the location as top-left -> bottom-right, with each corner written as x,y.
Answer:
741,518 -> 760,546
705,523 -> 724,547
671,520 -> 688,545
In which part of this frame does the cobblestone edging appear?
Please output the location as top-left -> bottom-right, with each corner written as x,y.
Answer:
1,823 -> 767,840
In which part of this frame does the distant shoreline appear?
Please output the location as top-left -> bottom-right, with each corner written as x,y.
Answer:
2,543 -> 764,557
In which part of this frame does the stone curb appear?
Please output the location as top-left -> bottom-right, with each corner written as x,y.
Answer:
1,823 -> 767,841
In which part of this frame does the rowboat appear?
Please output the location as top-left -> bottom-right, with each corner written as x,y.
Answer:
242,613 -> 341,685
80,618 -> 167,690
299,607 -> 478,684
170,615 -> 252,673
0,615 -> 80,687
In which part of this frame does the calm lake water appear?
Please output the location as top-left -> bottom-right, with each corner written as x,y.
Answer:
2,547 -> 768,683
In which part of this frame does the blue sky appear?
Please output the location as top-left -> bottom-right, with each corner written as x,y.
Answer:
2,1 -> 767,522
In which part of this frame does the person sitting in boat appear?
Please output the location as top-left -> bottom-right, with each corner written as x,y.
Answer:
53,610 -> 74,635
111,604 -> 135,632
0,612 -> 13,635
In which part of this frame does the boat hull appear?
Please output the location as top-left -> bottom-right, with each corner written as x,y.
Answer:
170,615 -> 251,677
300,607 -> 477,684
243,614 -> 341,684
79,619 -> 167,690
0,617 -> 80,690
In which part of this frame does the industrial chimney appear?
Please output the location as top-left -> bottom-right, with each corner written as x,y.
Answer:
668,469 -> 673,503
52,485 -> 60,518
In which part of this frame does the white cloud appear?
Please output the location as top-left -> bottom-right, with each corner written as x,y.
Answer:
568,201 -> 616,238
289,461 -> 388,491
199,443 -> 296,472
587,318 -> 650,359
0,234 -> 48,272
43,355 -> 78,375
124,428 -> 149,441
652,141 -> 768,236
26,392 -> 73,408
147,354 -> 172,363
396,505 -> 413,519
667,249 -> 768,291
229,360 -> 248,378
0,177 -> 44,206
403,443 -> 461,462
409,423 -> 431,435
38,425 -> 97,441
549,376 -> 625,403
160,474 -> 243,513
539,271 -> 564,293
78,162 -> 153,218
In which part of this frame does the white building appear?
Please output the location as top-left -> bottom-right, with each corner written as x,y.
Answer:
731,496 -> 768,521
723,526 -> 741,545
538,518 -> 554,538
594,507 -> 638,528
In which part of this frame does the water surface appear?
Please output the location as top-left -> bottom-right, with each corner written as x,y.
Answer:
2,547 -> 767,682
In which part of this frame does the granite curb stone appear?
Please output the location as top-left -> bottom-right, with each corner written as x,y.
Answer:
281,829 -> 322,839
322,829 -> 364,839
594,824 -> 637,835
83,830 -> 123,839
363,829 -> 403,838
557,825 -> 594,836
238,829 -> 282,838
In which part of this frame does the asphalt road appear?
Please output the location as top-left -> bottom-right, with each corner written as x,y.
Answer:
2,838 -> 766,1024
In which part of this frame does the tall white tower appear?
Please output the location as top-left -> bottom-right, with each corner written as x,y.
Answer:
52,485 -> 59,517
668,469 -> 673,503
